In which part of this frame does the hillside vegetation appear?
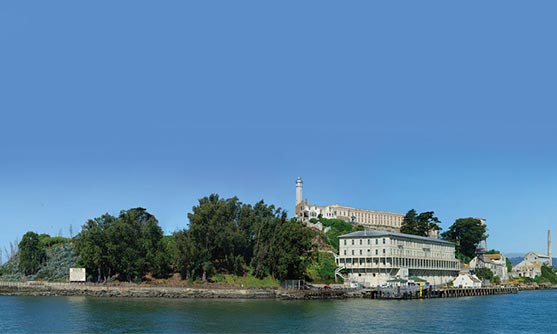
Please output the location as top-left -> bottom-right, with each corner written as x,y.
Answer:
1,195 -> 354,285
0,236 -> 76,282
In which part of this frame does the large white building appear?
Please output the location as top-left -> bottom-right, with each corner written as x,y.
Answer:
512,252 -> 551,279
511,230 -> 553,279
295,177 -> 404,232
336,230 -> 460,287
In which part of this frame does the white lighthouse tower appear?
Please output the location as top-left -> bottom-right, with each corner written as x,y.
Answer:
296,177 -> 303,206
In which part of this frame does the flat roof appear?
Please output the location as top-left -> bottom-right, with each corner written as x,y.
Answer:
338,230 -> 455,245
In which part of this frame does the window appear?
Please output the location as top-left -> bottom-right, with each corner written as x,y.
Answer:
375,239 -> 378,245
359,249 -> 362,255
344,250 -> 346,255
382,238 -> 385,244
375,249 -> 378,255
351,239 -> 354,245
351,250 -> 354,255
367,239 -> 370,245
383,249 -> 386,254
360,239 -> 362,245
344,240 -> 346,245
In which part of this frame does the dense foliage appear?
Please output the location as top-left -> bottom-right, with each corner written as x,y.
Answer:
441,217 -> 487,262
18,232 -> 46,275
74,208 -> 170,282
316,218 -> 361,252
174,195 -> 314,281
35,243 -> 77,281
536,265 -> 557,284
4,195 -> 333,284
474,267 -> 494,281
306,252 -> 337,283
400,209 -> 441,237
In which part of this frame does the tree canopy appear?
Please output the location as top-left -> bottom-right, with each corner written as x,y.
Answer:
400,209 -> 441,237
18,231 -> 46,275
441,217 -> 487,262
74,208 -> 170,282
176,194 -> 314,282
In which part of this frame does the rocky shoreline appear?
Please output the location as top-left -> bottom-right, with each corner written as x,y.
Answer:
1,281 -> 554,300
0,282 -> 355,300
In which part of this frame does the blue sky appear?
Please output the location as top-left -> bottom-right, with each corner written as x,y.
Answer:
1,2 -> 556,262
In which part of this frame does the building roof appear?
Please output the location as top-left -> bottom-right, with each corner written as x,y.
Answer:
483,254 -> 503,260
338,230 -> 455,245
470,275 -> 481,283
325,204 -> 404,216
525,252 -> 549,258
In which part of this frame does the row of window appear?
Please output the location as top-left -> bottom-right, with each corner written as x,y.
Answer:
344,238 -> 386,246
342,247 -> 454,259
338,257 -> 460,269
344,248 -> 385,256
344,238 -> 452,253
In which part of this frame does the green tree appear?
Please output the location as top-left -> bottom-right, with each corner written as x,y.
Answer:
475,267 -> 494,281
318,218 -> 360,252
179,194 -> 314,282
441,217 -> 487,261
108,208 -> 167,281
18,231 -> 46,275
74,213 -> 116,282
400,209 -> 441,237
506,258 -> 512,273
75,208 -> 169,282
174,229 -> 195,279
186,194 -> 245,281
270,218 -> 314,280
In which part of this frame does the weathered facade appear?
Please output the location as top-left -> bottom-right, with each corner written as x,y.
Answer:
469,253 -> 509,282
511,252 -> 551,279
336,230 -> 460,287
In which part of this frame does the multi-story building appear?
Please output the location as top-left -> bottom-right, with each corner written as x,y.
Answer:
469,253 -> 509,282
294,177 -> 404,232
336,230 -> 460,287
511,231 -> 553,279
511,251 -> 551,279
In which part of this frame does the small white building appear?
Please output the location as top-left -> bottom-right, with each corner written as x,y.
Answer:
453,273 -> 482,288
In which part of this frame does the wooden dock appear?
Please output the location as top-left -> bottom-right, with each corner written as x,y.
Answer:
372,286 -> 519,299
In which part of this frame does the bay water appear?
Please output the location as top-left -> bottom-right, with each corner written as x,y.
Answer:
1,290 -> 555,333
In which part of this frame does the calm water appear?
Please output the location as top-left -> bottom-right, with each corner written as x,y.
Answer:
0,290 -> 555,333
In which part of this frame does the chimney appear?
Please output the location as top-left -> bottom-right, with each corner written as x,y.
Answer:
549,229 -> 552,267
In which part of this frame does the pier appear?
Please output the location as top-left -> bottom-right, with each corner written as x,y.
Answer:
373,286 -> 519,299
